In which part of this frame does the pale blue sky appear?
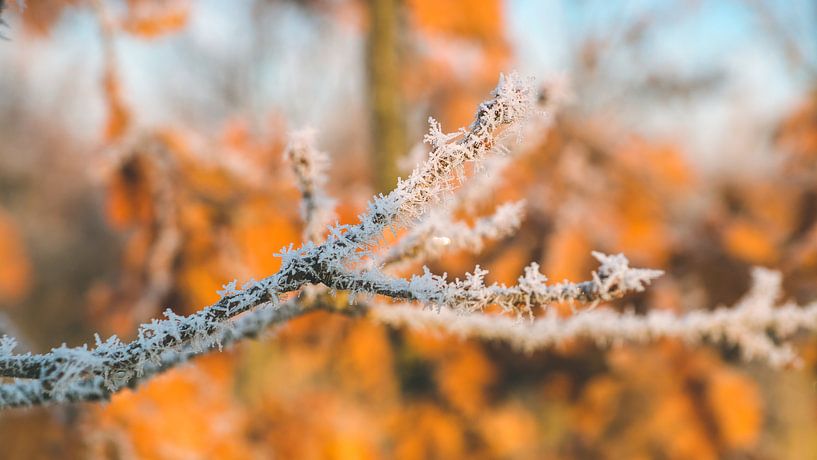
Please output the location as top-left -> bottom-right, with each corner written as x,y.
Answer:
506,0 -> 816,172
0,0 -> 814,173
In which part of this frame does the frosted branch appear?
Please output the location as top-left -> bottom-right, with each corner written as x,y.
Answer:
372,268 -> 817,367
319,252 -> 661,317
0,266 -> 313,407
0,299 -> 312,408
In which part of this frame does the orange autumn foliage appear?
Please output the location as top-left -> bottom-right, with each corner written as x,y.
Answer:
390,403 -> 466,459
778,90 -> 817,171
19,0 -> 75,36
404,0 -> 509,128
0,211 -> 31,302
722,218 -> 778,265
122,0 -> 189,39
476,402 -> 539,458
102,64 -> 131,143
571,345 -> 763,459
98,124 -> 295,334
408,0 -> 502,42
90,353 -> 257,459
543,224 -> 593,283
706,367 -> 763,450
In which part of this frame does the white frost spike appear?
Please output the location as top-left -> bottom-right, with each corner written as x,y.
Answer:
591,251 -> 664,299
464,266 -> 489,291
519,263 -> 548,289
217,280 -> 238,298
0,336 -> 16,356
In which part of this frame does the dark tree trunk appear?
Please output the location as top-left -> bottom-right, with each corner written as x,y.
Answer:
366,0 -> 406,193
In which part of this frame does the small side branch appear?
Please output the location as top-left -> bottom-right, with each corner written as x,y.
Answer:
380,201 -> 526,268
321,251 -> 661,316
285,129 -> 336,243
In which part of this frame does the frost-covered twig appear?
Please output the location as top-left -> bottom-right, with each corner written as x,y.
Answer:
381,75 -> 563,269
285,129 -> 336,243
326,252 -> 662,317
372,268 -> 817,368
380,200 -> 526,268
326,72 -> 536,258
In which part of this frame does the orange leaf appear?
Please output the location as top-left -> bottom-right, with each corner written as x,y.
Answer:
102,66 -> 130,142
706,368 -> 762,450
723,219 -> 778,265
0,212 -> 31,302
123,0 -> 189,38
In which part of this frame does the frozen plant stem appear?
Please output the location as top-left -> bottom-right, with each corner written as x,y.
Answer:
0,72 -> 731,409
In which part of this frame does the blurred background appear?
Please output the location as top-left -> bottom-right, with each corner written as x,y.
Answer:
1,0 -> 816,458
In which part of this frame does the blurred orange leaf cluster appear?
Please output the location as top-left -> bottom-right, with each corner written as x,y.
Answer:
0,211 -> 30,302
122,0 -> 189,38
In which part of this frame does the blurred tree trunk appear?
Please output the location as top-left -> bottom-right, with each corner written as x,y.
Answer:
367,0 -> 406,193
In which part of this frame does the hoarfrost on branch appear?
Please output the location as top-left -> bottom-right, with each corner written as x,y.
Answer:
0,73 -> 808,409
